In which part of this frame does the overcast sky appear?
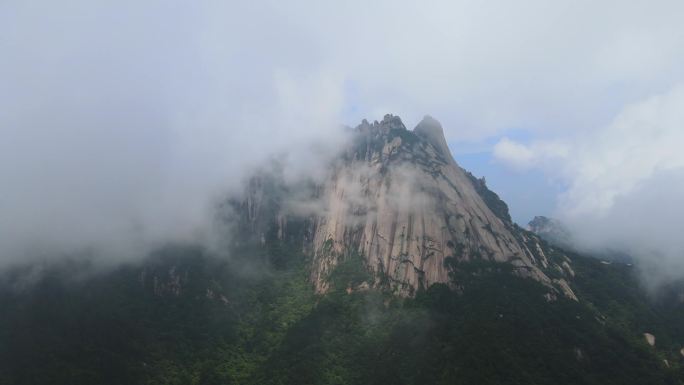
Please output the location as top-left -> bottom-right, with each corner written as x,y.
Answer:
2,1 -> 684,282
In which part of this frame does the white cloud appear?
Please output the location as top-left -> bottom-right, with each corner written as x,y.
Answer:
493,85 -> 684,287
493,138 -> 569,170
0,1 -> 349,266
560,85 -> 684,217
492,139 -> 536,169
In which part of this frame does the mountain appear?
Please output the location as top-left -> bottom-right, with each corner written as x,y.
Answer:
1,115 -> 684,385
239,114 -> 576,299
528,215 -> 574,249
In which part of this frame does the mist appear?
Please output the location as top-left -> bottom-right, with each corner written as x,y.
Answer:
3,0 -> 684,285
0,2 -> 348,268
494,85 -> 684,290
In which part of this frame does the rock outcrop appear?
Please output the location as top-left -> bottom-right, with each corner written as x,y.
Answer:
644,333 -> 656,347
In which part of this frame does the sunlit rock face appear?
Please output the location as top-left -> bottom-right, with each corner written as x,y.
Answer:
236,114 -> 576,298
309,115 -> 557,295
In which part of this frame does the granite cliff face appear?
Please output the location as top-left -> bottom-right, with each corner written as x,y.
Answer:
237,114 -> 576,299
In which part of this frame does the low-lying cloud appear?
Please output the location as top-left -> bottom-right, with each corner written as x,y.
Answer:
494,85 -> 684,288
0,2 -> 348,268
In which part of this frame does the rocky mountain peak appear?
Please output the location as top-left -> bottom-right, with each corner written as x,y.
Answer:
378,113 -> 406,131
306,115 -> 576,297
413,115 -> 451,159
358,114 -> 407,135
238,114 -> 577,299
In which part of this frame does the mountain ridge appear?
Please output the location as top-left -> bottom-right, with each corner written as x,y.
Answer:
236,114 -> 577,299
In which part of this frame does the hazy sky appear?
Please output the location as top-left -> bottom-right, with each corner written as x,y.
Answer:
2,1 -> 684,280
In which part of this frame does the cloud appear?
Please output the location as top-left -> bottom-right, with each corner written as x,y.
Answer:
493,85 -> 684,288
493,138 -> 569,170
4,0 -> 677,140
303,0 -> 684,140
0,2 -> 348,267
571,170 -> 684,289
492,139 -> 536,169
561,85 -> 684,288
559,85 -> 684,217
